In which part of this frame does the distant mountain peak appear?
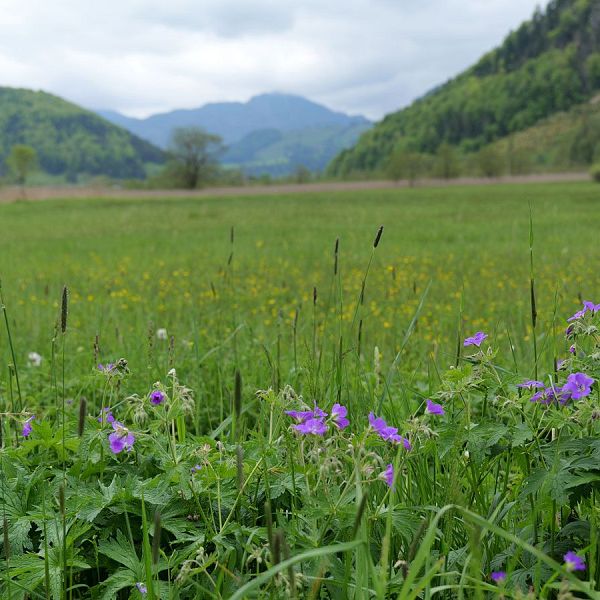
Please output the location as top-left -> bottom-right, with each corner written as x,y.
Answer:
97,93 -> 370,148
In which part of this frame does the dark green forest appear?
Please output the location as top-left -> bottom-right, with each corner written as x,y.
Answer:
329,0 -> 600,176
0,88 -> 164,180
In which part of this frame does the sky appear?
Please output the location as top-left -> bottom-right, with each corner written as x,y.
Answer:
0,0 -> 548,120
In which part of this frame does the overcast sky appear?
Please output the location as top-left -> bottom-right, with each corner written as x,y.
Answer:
0,0 -> 547,120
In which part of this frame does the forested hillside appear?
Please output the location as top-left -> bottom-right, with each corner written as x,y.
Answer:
329,0 -> 600,176
0,87 -> 165,180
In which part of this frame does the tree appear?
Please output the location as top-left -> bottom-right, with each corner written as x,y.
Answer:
386,149 -> 424,186
7,144 -> 37,185
293,165 -> 311,184
435,143 -> 460,179
167,127 -> 224,189
477,146 -> 504,178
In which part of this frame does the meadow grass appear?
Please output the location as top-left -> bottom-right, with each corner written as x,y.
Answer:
0,182 -> 599,598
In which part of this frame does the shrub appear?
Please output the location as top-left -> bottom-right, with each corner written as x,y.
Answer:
589,163 -> 600,182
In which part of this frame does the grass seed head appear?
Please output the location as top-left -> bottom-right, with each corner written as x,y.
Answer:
60,285 -> 68,333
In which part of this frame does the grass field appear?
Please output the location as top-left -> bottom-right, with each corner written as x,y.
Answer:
1,182 -> 600,598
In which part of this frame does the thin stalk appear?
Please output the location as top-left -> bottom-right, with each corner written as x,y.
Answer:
0,281 -> 22,411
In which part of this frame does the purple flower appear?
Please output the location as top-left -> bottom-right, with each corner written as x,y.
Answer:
517,380 -> 544,389
368,413 -> 411,450
564,551 -> 586,572
569,344 -> 576,355
294,417 -> 327,436
583,301 -> 600,313
331,403 -> 349,429
562,372 -> 594,400
464,332 -> 487,347
136,582 -> 148,595
108,421 -> 135,454
97,407 -> 115,424
191,464 -> 202,474
567,309 -> 586,322
382,463 -> 394,488
491,571 -> 506,584
22,416 -> 34,437
285,402 -> 327,423
149,390 -> 166,405
425,399 -> 444,415
530,386 -> 570,406
565,324 -> 575,337
285,409 -> 315,421
98,363 -> 115,373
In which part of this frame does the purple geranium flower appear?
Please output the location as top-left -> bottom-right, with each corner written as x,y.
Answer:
464,332 -> 487,347
331,403 -> 349,429
191,464 -> 202,474
564,551 -> 586,572
22,416 -> 34,437
294,417 -> 327,436
149,390 -> 166,405
567,309 -> 586,323
583,301 -> 600,313
517,380 -> 544,389
491,571 -> 506,584
382,463 -> 394,488
530,385 -> 570,406
425,399 -> 444,415
285,402 -> 327,423
285,409 -> 315,421
97,407 -> 115,424
108,421 -> 135,454
569,344 -> 576,355
136,582 -> 148,595
98,363 -> 115,373
368,413 -> 411,450
562,372 -> 594,400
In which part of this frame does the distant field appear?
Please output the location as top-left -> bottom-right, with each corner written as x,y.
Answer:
0,181 -> 597,396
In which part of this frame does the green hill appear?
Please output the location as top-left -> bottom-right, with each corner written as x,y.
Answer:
0,87 -> 165,180
221,122 -> 372,177
329,0 -> 600,176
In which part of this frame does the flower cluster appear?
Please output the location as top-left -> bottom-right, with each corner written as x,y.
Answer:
523,372 -> 594,406
285,401 -> 349,435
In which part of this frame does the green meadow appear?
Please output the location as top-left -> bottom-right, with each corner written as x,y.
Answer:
1,182 -> 600,598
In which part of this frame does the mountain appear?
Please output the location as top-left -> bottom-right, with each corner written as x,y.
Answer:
0,87 -> 165,180
328,0 -> 600,176
97,93 -> 371,176
98,93 -> 370,149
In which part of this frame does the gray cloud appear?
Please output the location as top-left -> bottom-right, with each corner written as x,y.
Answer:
0,0 -> 548,120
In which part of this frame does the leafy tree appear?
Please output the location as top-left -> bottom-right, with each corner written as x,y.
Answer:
386,149 -> 425,186
569,114 -> 600,165
293,165 -> 311,184
585,53 -> 600,89
167,127 -> 224,189
435,143 -> 461,179
477,146 -> 504,177
7,144 -> 37,185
